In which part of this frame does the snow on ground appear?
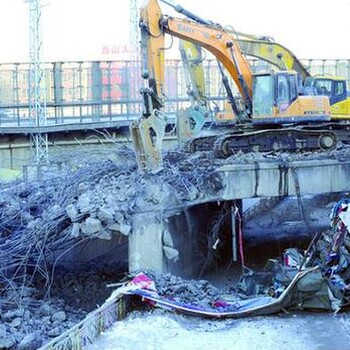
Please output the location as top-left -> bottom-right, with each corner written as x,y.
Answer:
86,309 -> 350,350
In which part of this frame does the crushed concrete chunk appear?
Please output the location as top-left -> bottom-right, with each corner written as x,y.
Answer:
114,211 -> 125,224
77,182 -> 89,195
18,333 -> 41,350
186,186 -> 199,201
0,324 -> 7,338
51,311 -> 66,323
2,308 -> 24,321
145,184 -> 163,204
81,217 -> 102,235
108,223 -> 120,232
47,326 -> 62,338
108,222 -> 131,236
27,219 -> 39,230
70,222 -> 80,238
65,204 -> 79,221
10,317 -> 22,328
97,229 -> 112,240
0,337 -> 15,349
119,223 -> 131,236
162,229 -> 174,247
77,192 -> 92,214
97,207 -> 114,223
39,303 -> 52,317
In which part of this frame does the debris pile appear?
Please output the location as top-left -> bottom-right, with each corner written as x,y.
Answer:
0,145 -> 226,347
1,143 -> 350,347
0,146 -> 226,290
139,272 -> 224,309
0,265 -> 125,348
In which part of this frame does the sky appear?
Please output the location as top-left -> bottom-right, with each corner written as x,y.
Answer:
0,0 -> 349,63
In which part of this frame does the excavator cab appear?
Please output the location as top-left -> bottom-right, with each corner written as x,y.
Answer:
253,71 -> 330,124
311,77 -> 350,119
253,71 -> 298,118
252,73 -> 275,116
303,76 -> 350,119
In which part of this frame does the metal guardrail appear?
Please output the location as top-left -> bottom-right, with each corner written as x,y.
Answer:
0,59 -> 348,128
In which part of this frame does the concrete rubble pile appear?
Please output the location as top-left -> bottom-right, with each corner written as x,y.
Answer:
0,146 -> 222,282
137,272 -> 224,309
1,143 -> 350,347
0,265 -> 127,348
0,146 -> 226,348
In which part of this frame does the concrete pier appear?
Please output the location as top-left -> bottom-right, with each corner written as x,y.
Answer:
128,213 -> 165,272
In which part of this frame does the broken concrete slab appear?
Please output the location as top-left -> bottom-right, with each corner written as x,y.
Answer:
98,229 -> 113,240
108,222 -> 131,236
97,207 -> 115,224
81,217 -> 102,236
66,204 -> 79,222
70,222 -> 80,238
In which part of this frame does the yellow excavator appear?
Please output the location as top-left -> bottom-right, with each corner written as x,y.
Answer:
179,30 -> 350,130
235,34 -> 350,120
130,0 -> 335,173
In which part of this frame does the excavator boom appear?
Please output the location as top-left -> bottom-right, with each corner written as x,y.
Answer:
163,16 -> 253,103
140,0 -> 253,104
139,0 -> 165,112
237,38 -> 309,80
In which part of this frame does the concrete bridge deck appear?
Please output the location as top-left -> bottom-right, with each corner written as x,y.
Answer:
218,158 -> 350,199
129,156 -> 350,273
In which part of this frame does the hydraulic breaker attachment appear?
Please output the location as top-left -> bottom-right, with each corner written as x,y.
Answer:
176,106 -> 207,144
130,110 -> 167,173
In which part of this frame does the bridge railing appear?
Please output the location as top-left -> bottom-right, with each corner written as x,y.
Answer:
0,59 -> 349,128
38,294 -> 128,350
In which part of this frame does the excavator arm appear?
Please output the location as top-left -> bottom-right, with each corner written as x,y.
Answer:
235,35 -> 310,81
179,40 -> 207,107
139,0 -> 165,113
130,0 -> 167,173
177,40 -> 209,143
131,0 -> 254,172
161,16 -> 253,104
179,32 -> 311,109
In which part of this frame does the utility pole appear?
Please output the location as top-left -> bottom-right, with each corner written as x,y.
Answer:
129,0 -> 139,113
130,0 -> 139,61
25,0 -> 49,164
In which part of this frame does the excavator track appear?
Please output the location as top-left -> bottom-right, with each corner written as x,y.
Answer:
213,129 -> 337,158
184,128 -> 337,158
297,122 -> 350,145
183,132 -> 235,153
